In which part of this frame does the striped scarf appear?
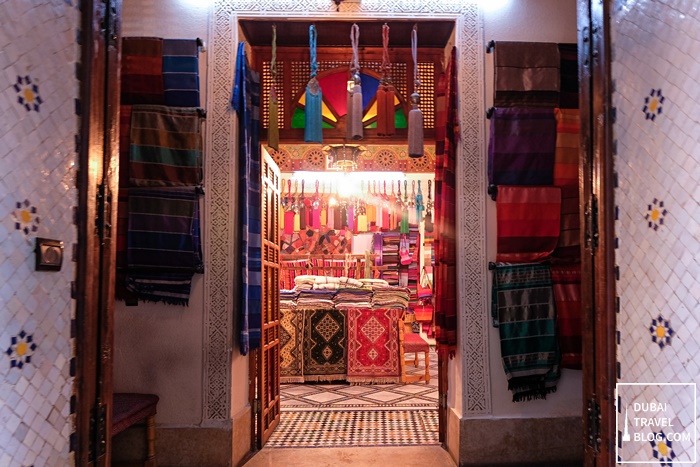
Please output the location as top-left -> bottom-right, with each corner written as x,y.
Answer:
491,263 -> 561,402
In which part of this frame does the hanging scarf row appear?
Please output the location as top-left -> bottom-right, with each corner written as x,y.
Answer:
280,178 -> 434,235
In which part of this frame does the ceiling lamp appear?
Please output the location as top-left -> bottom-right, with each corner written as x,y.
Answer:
323,143 -> 366,172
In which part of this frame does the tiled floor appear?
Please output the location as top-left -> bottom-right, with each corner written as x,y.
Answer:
243,445 -> 456,467
265,410 -> 439,448
269,348 -> 440,448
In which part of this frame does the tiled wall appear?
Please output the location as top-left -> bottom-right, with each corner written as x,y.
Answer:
0,1 -> 79,465
613,0 -> 700,464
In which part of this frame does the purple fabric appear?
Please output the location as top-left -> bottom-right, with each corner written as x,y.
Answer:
488,107 -> 557,186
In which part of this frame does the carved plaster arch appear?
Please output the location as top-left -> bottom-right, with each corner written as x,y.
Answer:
203,0 -> 490,420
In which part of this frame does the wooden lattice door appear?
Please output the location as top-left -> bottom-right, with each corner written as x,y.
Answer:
256,148 -> 282,446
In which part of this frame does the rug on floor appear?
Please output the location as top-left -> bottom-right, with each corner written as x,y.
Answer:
281,349 -> 438,411
280,308 -> 304,383
265,410 -> 439,447
346,308 -> 401,384
303,308 -> 347,382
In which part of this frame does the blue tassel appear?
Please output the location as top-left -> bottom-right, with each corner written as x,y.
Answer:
305,78 -> 323,143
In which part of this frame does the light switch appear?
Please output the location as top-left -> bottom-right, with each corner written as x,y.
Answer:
35,238 -> 63,271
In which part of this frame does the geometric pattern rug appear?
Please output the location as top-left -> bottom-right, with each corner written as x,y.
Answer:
347,308 -> 402,384
265,410 -> 440,447
281,349 -> 438,411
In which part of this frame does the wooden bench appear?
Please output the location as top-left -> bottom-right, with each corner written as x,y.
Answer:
112,393 -> 159,467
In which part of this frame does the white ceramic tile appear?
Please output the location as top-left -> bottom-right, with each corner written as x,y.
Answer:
613,0 -> 700,463
0,0 -> 78,465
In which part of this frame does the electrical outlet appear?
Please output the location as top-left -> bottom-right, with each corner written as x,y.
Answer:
35,238 -> 63,271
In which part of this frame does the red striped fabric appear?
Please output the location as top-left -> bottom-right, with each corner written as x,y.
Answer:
551,264 -> 582,369
496,186 -> 561,263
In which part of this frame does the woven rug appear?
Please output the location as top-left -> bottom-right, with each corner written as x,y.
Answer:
265,410 -> 439,448
303,309 -> 347,382
280,308 -> 304,383
281,348 -> 438,412
346,308 -> 401,384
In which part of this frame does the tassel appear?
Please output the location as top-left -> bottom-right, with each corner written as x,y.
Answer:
268,25 -> 279,150
284,211 -> 295,235
377,24 -> 395,136
408,25 -> 424,158
305,25 -> 323,143
346,24 -> 363,140
408,98 -> 424,158
376,85 -> 387,135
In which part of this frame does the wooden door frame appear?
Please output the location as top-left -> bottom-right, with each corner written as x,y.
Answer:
74,0 -> 121,464
578,0 -> 617,465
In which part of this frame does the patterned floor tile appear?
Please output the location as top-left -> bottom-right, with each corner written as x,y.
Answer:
266,410 -> 440,448
280,349 -> 438,411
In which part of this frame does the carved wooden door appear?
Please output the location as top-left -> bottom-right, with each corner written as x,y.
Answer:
256,148 -> 282,446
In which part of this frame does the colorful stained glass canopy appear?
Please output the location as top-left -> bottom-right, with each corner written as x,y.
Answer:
292,68 -> 407,130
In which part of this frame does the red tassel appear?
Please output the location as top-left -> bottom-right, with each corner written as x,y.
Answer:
376,86 -> 387,135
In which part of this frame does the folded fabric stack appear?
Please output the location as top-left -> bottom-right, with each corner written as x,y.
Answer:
334,288 -> 373,309
280,289 -> 298,310
293,275 -> 316,290
359,278 -> 389,289
372,286 -> 410,309
297,289 -> 336,310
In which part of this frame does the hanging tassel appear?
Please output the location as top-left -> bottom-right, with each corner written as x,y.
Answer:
424,179 -> 434,232
377,24 -> 395,136
305,25 -> 323,143
408,25 -> 424,158
346,24 -> 363,140
268,25 -> 279,151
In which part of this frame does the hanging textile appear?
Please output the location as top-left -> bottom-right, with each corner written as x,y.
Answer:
121,37 -> 165,105
496,186 -> 561,263
304,25 -> 323,143
558,43 -> 579,109
407,25 -> 424,158
434,46 -> 458,357
268,25 -> 279,150
376,23 -> 395,136
494,41 -> 560,107
126,187 -> 202,306
553,185 -> 581,260
551,264 -> 583,370
346,308 -> 402,384
129,105 -> 203,187
554,108 -> 580,187
303,308 -> 347,382
280,307 -> 304,383
488,107 -> 557,186
162,39 -> 200,108
491,262 -> 561,402
346,23 -> 363,140
231,42 -> 262,355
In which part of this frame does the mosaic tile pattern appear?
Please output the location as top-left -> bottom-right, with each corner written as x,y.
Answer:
0,1 -> 79,465
281,349 -> 438,411
265,410 -> 439,448
613,0 -> 700,464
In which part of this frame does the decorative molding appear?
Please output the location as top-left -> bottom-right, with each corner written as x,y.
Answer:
207,0 -> 489,418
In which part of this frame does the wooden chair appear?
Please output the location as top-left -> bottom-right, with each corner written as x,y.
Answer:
112,393 -> 159,467
398,314 -> 430,384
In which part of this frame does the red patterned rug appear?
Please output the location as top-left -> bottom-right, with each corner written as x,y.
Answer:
346,308 -> 401,384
